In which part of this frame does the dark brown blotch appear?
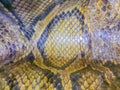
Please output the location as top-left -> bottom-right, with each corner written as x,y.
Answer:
101,6 -> 106,11
81,51 -> 85,58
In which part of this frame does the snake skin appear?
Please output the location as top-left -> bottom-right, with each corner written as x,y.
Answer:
0,0 -> 120,90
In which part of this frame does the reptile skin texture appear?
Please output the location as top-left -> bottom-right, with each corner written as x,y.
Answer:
0,0 -> 120,90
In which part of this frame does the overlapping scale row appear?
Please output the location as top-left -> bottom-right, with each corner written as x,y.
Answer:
0,61 -> 63,90
1,0 -> 66,40
37,7 -> 90,69
0,0 -> 120,90
11,0 -> 56,28
70,67 -> 120,90
0,7 -> 31,68
92,22 -> 120,64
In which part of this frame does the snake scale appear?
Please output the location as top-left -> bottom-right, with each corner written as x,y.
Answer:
0,0 -> 120,90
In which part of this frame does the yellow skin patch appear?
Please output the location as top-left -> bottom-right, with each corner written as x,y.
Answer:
33,0 -> 120,89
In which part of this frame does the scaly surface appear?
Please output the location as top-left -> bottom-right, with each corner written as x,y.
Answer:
0,0 -> 120,90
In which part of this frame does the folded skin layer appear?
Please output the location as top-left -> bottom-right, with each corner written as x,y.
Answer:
0,10 -> 31,67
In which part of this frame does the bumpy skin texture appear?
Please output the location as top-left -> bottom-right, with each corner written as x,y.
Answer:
0,0 -> 120,90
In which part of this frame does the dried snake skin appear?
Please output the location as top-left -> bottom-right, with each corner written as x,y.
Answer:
0,0 -> 120,90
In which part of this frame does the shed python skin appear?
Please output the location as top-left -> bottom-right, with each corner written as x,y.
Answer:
0,0 -> 120,90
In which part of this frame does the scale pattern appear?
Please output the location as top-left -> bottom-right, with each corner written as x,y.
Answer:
0,0 -> 120,90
